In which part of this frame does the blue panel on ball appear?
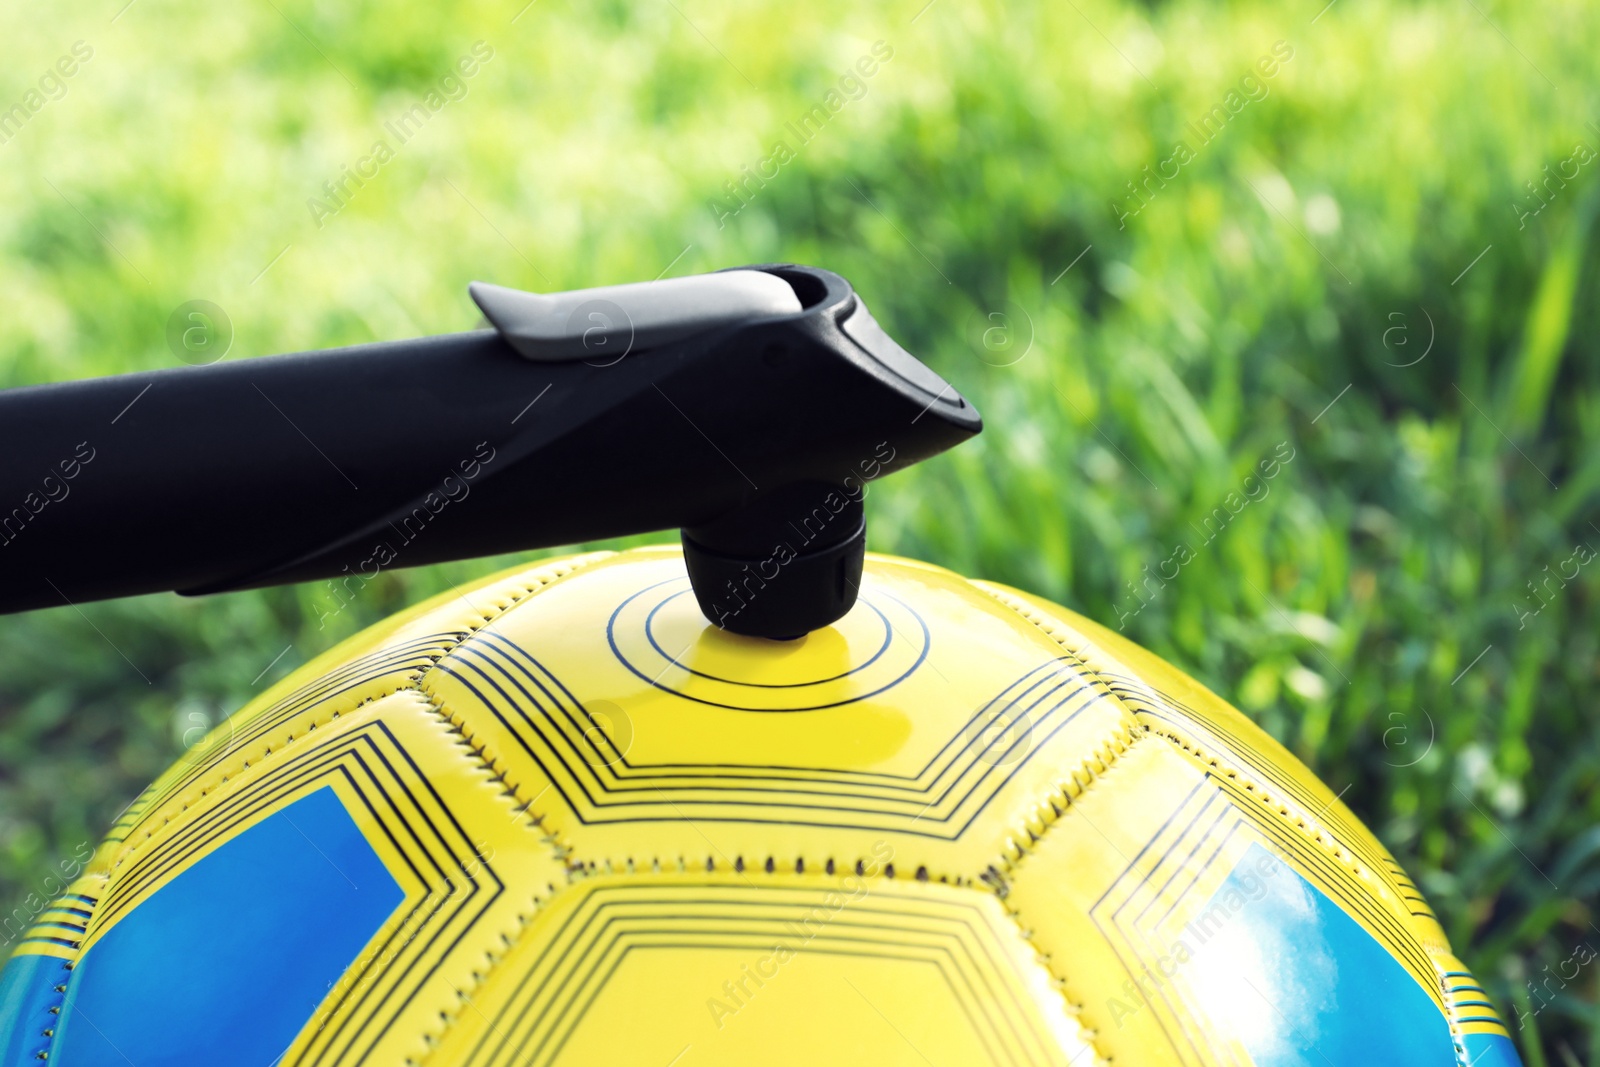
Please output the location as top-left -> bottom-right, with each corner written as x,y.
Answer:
1199,843 -> 1507,1067
0,952 -> 71,1065
51,786 -> 403,1067
1463,1034 -> 1525,1067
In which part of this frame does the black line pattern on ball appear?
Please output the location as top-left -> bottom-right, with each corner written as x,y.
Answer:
643,587 -> 896,687
605,578 -> 930,711
1078,759 -> 1448,1067
461,882 -> 1065,1067
1100,671 -> 1430,923
111,635 -> 460,848
429,640 -> 1127,838
88,716 -> 504,1067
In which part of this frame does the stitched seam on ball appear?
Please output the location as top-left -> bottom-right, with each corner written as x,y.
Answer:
410,683 -> 575,1066
968,583 -> 1370,893
972,583 -> 1172,1066
968,583 -> 1154,873
105,556 -> 611,883
993,739 -> 1137,1067
1141,695 -> 1441,947
1432,954 -> 1472,1056
1429,952 -> 1509,1065
60,556 -> 613,1067
1139,716 -> 1408,917
1430,951 -> 1508,1065
33,956 -> 75,1062
1000,912 -> 1113,1066
392,552 -> 623,1062
105,683 -> 419,880
412,684 -> 577,864
110,659 -> 432,850
21,876 -> 104,1065
977,580 -> 1384,891
966,582 -> 1160,851
570,854 -> 976,884
969,583 -> 1148,730
329,553 -> 606,1065
975,582 -> 1458,1063
1003,582 -> 1433,947
1124,679 -> 1453,1016
424,552 -> 614,666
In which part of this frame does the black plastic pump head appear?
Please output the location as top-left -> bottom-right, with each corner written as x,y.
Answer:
0,264 -> 980,638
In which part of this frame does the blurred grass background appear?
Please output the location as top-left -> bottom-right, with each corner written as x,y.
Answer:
1,0 -> 1597,1060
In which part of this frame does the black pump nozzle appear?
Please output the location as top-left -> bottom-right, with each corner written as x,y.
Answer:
0,264 -> 980,637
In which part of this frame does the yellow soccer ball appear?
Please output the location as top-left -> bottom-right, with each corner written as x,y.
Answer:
0,548 -> 1521,1066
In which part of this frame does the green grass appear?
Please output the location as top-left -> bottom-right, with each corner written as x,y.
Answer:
2,0 -> 1597,1060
